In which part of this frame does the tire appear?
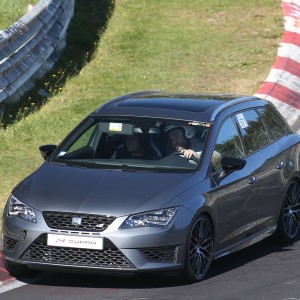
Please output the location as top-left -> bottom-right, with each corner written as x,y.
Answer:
2,258 -> 31,277
182,214 -> 214,282
277,179 -> 300,243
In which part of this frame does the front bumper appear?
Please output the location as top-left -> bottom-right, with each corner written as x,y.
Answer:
1,206 -> 192,274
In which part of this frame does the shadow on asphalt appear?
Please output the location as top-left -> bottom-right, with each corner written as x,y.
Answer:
206,235 -> 297,280
14,235 -> 299,289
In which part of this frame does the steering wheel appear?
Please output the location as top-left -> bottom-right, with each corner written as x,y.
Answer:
159,151 -> 199,168
170,151 -> 200,164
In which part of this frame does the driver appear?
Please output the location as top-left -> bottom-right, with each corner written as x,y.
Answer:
165,124 -> 202,160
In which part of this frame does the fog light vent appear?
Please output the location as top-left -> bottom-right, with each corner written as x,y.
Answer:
3,236 -> 18,252
140,246 -> 178,263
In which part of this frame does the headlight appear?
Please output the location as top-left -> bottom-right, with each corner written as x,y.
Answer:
120,207 -> 179,229
8,195 -> 37,223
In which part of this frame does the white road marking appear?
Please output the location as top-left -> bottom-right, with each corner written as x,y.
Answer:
0,279 -> 27,294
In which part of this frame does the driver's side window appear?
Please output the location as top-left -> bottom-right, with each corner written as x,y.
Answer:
212,117 -> 245,171
63,123 -> 100,159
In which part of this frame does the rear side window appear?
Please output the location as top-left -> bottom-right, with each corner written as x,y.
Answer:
234,109 -> 272,155
258,105 -> 287,139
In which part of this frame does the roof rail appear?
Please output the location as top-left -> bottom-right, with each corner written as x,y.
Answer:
95,90 -> 162,113
210,96 -> 259,121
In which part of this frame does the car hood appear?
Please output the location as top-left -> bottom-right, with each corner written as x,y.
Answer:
13,163 -> 200,217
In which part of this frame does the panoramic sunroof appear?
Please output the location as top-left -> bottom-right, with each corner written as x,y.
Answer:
117,97 -> 224,113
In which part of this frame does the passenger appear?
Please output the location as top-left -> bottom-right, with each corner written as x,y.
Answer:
116,135 -> 157,159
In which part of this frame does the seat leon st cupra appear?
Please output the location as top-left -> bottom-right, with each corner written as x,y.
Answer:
2,91 -> 300,282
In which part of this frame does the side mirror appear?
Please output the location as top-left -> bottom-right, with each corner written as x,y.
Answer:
39,144 -> 57,160
220,156 -> 246,178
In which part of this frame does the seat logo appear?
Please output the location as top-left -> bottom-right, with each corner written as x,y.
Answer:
72,216 -> 82,226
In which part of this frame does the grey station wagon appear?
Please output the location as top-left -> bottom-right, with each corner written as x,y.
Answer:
2,91 -> 300,282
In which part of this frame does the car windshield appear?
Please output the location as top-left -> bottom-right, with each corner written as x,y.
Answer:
52,117 -> 211,172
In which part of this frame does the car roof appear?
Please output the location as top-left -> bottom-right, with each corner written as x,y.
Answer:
92,91 -> 264,122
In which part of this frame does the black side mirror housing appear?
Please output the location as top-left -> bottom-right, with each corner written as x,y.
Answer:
219,156 -> 246,179
39,144 -> 57,160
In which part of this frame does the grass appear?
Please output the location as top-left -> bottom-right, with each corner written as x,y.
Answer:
0,0 -> 36,30
0,0 -> 283,225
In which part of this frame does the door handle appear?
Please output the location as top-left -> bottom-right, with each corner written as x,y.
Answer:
248,177 -> 256,184
276,162 -> 285,169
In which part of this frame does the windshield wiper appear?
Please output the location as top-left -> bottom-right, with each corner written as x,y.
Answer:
52,160 -> 87,168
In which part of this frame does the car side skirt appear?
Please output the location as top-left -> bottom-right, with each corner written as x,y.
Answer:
213,225 -> 277,260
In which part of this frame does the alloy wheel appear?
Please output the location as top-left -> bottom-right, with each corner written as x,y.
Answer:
283,180 -> 300,240
187,215 -> 213,281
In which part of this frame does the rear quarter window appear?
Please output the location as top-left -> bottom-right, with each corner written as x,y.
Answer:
257,105 -> 287,140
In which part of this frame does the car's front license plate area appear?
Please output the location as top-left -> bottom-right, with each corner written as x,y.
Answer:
47,234 -> 103,250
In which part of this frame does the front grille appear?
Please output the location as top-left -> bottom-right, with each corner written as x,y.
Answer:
20,234 -> 134,269
3,236 -> 18,252
43,211 -> 116,232
140,246 -> 178,263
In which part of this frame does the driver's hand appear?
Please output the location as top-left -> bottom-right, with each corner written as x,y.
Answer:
181,149 -> 196,159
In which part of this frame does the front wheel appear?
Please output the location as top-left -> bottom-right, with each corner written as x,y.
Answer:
277,179 -> 300,243
182,214 -> 214,282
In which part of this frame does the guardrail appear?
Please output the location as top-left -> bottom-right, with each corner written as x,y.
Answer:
0,0 -> 74,112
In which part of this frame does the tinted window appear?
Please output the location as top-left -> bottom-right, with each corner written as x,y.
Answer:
212,117 -> 245,171
234,109 -> 272,155
258,105 -> 287,139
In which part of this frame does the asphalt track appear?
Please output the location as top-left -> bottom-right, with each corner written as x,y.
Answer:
1,236 -> 300,299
